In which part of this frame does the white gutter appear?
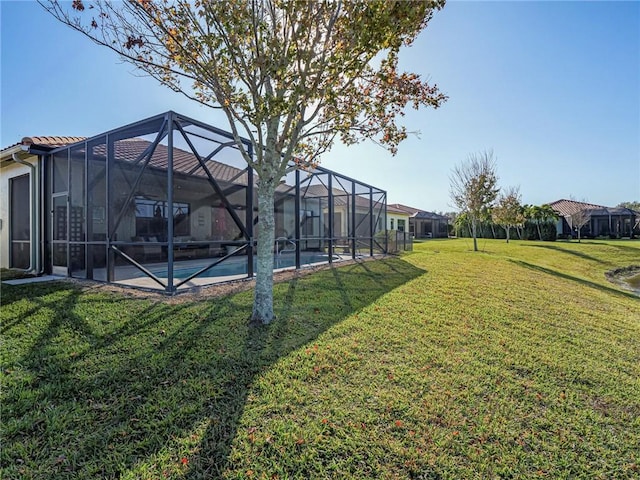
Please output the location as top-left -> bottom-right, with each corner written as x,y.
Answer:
12,150 -> 42,274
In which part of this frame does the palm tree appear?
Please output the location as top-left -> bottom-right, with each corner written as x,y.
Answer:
538,204 -> 559,237
529,205 -> 544,240
524,204 -> 559,241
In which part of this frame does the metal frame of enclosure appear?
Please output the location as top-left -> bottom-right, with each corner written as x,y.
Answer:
45,111 -> 387,293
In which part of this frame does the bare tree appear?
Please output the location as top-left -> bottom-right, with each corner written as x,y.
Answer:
450,151 -> 499,251
41,0 -> 448,324
568,209 -> 591,242
566,197 -> 593,242
492,186 -> 524,243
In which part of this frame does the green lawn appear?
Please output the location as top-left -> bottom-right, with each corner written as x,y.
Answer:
2,239 -> 639,479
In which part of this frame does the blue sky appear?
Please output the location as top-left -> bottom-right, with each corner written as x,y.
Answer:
2,1 -> 639,212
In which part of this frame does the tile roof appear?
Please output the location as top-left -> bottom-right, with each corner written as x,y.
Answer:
1,134 -> 251,187
388,203 -> 419,215
101,138 -> 250,185
65,138 -> 305,193
1,136 -> 86,155
549,199 -> 637,217
301,184 -> 381,209
388,203 -> 448,220
387,204 -> 410,215
22,136 -> 86,148
549,199 -> 606,217
3,135 -> 388,202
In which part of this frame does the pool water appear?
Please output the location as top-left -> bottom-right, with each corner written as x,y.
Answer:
147,252 -> 336,280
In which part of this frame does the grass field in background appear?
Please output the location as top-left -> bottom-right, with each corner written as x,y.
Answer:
2,239 -> 639,479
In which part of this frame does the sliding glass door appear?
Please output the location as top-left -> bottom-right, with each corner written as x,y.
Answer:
9,174 -> 30,269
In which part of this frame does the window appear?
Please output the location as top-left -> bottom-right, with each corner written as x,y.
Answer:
135,198 -> 190,238
397,219 -> 405,232
390,218 -> 394,230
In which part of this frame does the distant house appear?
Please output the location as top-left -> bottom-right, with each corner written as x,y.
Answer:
387,204 -> 410,233
549,199 -> 638,238
387,204 -> 449,238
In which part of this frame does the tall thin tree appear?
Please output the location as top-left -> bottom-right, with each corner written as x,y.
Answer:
492,186 -> 524,243
450,151 -> 499,251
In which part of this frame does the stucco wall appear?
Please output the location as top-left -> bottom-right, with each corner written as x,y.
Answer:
388,213 -> 409,231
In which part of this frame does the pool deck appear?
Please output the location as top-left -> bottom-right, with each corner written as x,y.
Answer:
86,253 -> 358,292
3,275 -> 64,286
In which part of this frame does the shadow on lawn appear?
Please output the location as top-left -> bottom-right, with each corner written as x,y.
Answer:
1,257 -> 424,479
582,240 -> 640,256
509,259 -> 638,300
524,243 -> 614,266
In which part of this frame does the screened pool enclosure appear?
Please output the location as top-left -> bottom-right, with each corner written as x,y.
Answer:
48,111 -> 387,292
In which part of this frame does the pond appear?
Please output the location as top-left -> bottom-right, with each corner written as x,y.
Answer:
625,273 -> 640,290
605,265 -> 640,296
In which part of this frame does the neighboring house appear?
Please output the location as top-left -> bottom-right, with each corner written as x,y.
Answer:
387,203 -> 449,238
296,183 -> 387,252
387,204 -> 410,233
0,111 -> 387,292
549,199 -> 638,238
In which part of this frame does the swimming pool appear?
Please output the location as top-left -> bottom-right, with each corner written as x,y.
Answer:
145,252 -> 338,280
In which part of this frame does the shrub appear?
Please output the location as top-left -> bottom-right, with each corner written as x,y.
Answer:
540,223 -> 557,241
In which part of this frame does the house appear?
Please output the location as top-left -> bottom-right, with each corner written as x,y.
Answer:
386,204 -> 410,233
387,204 -> 449,238
0,111 -> 387,292
549,199 -> 638,238
1,136 -> 86,271
294,183 -> 388,253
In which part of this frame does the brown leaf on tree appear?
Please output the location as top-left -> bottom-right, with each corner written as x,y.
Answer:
71,0 -> 84,12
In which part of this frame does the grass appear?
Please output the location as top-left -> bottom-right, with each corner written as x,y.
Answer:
1,239 -> 639,479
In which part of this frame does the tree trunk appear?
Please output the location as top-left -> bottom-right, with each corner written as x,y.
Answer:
506,226 -> 510,243
536,222 -> 542,241
472,218 -> 478,251
251,177 -> 277,324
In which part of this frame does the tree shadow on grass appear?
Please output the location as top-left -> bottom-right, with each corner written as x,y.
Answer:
523,243 -> 613,266
508,259 -> 639,300
581,240 -> 640,256
1,256 -> 424,479
190,257 -> 426,477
